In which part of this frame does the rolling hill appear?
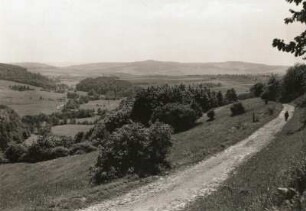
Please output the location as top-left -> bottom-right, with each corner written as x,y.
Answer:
64,60 -> 288,76
14,61 -> 288,78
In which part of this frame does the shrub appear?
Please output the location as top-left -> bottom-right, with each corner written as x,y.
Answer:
230,102 -> 246,116
267,107 -> 275,116
4,144 -> 28,162
91,122 -> 172,184
151,103 -> 198,132
207,110 -> 215,121
25,135 -> 74,162
70,142 -> 97,155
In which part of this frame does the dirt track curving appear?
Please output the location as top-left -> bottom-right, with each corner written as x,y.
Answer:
79,104 -> 295,211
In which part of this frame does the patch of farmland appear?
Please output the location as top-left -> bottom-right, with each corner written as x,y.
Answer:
51,124 -> 94,137
0,80 -> 66,116
80,99 -> 121,111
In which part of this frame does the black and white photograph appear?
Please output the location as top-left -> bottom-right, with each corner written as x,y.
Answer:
0,0 -> 305,210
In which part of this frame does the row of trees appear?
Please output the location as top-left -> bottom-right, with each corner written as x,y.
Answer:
9,85 -> 34,91
22,109 -> 96,134
4,134 -> 97,163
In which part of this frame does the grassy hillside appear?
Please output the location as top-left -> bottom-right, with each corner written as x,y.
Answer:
0,63 -> 56,89
0,98 -> 282,210
186,102 -> 306,211
0,80 -> 65,116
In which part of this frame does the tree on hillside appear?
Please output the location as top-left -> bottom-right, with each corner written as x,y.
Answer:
280,64 -> 306,102
261,75 -> 281,104
273,0 -> 306,59
225,88 -> 238,103
250,82 -> 265,97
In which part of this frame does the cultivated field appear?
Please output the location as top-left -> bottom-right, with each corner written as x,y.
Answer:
80,99 -> 121,111
51,125 -> 94,138
0,98 -> 282,210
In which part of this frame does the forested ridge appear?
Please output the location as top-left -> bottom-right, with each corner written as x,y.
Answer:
0,63 -> 56,89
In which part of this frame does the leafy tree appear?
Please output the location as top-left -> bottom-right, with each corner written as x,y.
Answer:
273,0 -> 306,59
91,122 -> 172,184
250,82 -> 265,97
230,102 -> 246,116
151,103 -> 199,132
261,75 -> 281,103
225,88 -> 238,103
280,64 -> 306,102
217,91 -> 224,106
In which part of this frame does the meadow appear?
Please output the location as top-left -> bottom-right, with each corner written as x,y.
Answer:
80,99 -> 121,111
0,98 -> 282,210
51,125 -> 94,138
0,80 -> 65,116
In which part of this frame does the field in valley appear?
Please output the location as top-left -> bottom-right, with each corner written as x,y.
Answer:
0,80 -> 65,116
0,98 -> 283,211
51,124 -> 94,138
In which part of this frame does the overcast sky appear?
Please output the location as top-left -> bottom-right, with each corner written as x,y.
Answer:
0,0 -> 304,65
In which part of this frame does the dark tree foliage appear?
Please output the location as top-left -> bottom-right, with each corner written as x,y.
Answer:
273,0 -> 306,59
261,75 -> 281,103
131,84 -> 226,125
230,102 -> 246,116
76,76 -> 133,98
280,64 -> 306,102
0,63 -> 56,89
151,103 -> 199,132
250,82 -> 265,97
225,88 -> 238,103
0,105 -> 30,151
207,110 -> 215,121
4,144 -> 28,162
91,122 -> 172,184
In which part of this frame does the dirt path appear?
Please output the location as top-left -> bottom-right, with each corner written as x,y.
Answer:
80,104 -> 294,211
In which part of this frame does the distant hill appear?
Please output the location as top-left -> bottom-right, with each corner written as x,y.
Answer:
64,60 -> 289,76
14,61 -> 289,80
0,63 -> 56,89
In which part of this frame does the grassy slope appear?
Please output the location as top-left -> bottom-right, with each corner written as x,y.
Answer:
187,105 -> 306,211
0,98 -> 282,210
0,80 -> 65,116
51,124 -> 94,137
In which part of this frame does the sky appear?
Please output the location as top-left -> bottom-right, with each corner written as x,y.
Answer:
0,0 -> 304,66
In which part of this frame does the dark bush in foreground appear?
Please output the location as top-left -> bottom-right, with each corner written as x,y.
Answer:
4,144 -> 28,162
230,102 -> 245,116
207,110 -> 215,121
91,121 -> 172,184
151,103 -> 199,132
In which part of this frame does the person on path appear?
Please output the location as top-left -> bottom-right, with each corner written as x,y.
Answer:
284,111 -> 289,121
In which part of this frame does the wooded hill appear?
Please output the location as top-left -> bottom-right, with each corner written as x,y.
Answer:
0,63 -> 56,89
